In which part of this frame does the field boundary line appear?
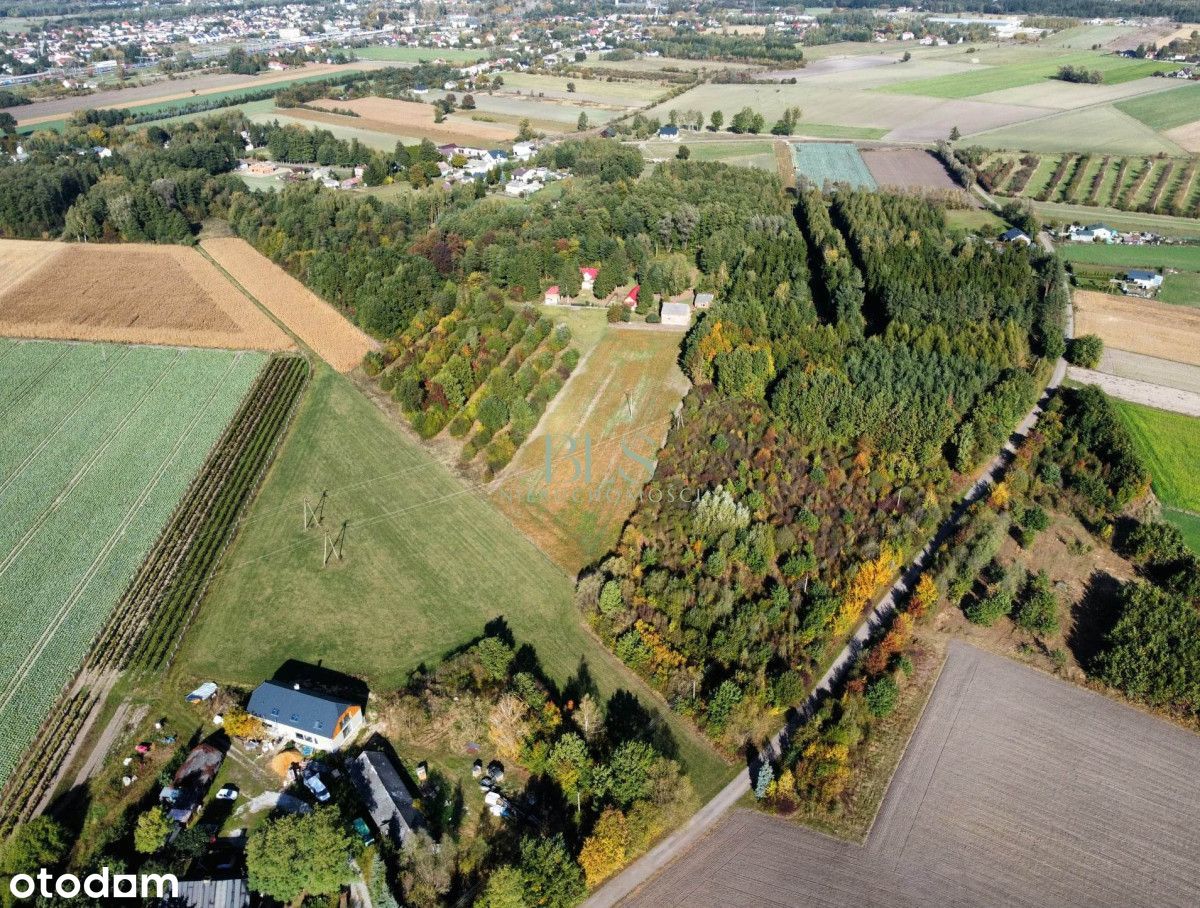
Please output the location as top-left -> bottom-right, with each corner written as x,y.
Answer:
0,353 -> 245,714
0,345 -> 72,423
0,349 -> 184,578
195,245 -> 311,354
0,346 -> 132,497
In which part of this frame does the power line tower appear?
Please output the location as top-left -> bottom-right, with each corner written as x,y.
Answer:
303,490 -> 327,530
323,520 -> 348,567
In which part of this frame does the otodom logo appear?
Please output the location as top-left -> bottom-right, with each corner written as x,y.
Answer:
8,868 -> 178,901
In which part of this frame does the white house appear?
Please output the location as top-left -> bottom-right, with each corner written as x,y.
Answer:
247,681 -> 364,752
1000,227 -> 1031,246
657,125 -> 680,141
1125,269 -> 1163,291
580,267 -> 598,292
661,301 -> 691,327
544,285 -> 560,306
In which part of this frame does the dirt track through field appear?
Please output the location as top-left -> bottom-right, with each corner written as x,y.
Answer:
201,237 -> 377,372
1074,289 -> 1200,366
621,642 -> 1200,908
0,240 -> 294,351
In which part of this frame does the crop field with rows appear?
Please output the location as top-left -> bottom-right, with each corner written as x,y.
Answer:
792,142 -> 877,191
0,339 -> 264,788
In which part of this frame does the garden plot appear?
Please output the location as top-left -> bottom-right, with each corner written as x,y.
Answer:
0,340 -> 265,788
0,240 -> 293,352
792,142 -> 876,190
625,642 -> 1200,908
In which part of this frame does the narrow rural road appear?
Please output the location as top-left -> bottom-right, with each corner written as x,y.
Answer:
589,243 -> 1072,908
1067,366 -> 1200,417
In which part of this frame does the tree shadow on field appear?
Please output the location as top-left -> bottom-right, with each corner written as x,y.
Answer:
1067,569 -> 1122,672
604,690 -> 679,760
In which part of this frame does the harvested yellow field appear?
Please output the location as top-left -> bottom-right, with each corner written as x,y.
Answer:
1074,289 -> 1200,367
0,239 -> 294,351
202,237 -> 378,372
304,96 -> 518,143
0,239 -> 54,296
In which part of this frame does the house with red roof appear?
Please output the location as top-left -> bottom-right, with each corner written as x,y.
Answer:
623,285 -> 640,308
544,285 -> 560,306
580,267 -> 599,292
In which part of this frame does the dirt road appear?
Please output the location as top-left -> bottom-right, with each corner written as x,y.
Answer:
588,348 -> 1070,907
1067,366 -> 1200,417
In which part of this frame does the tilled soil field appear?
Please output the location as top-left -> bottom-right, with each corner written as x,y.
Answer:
0,240 -> 293,351
621,642 -> 1200,908
1074,289 -> 1200,367
201,237 -> 377,373
861,148 -> 960,191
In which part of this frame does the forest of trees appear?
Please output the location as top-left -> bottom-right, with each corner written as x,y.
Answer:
577,186 -> 1063,752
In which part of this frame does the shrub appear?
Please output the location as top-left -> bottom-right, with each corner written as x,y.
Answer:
1015,570 -> 1060,635
865,675 -> 899,717
1066,334 -> 1103,368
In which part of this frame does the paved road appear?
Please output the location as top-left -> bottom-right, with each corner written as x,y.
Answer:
588,241 -> 1073,908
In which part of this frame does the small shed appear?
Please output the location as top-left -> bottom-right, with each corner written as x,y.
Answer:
349,751 -> 421,845
660,302 -> 692,327
693,292 -> 714,310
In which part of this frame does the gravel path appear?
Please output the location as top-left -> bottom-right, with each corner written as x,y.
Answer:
1067,366 -> 1200,417
620,642 -> 1200,908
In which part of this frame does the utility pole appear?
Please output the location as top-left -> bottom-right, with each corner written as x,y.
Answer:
323,520 -> 348,567
303,490 -> 327,530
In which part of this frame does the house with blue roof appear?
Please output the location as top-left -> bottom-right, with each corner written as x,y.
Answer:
658,124 -> 680,141
247,680 -> 364,752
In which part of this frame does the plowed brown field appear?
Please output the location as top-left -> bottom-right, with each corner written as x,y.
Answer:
623,642 -> 1200,908
1074,289 -> 1200,366
0,239 -> 293,351
201,237 -> 377,372
302,96 -> 518,143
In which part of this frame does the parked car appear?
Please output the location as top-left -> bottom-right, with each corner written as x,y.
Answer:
216,786 -> 238,801
352,817 -> 374,847
304,774 -> 331,803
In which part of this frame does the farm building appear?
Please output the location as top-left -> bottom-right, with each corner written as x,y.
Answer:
624,285 -> 640,308
544,285 -> 560,306
1000,228 -> 1031,246
246,681 -> 364,752
693,291 -> 715,310
660,302 -> 691,327
580,267 -> 598,291
171,879 -> 250,908
1125,269 -> 1164,291
349,750 -> 421,844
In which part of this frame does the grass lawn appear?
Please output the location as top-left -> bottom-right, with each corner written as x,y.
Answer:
1112,399 -> 1200,513
794,123 -> 888,140
878,52 -> 1178,99
945,207 -> 1007,232
1159,270 -> 1200,308
489,326 -> 690,574
970,104 -> 1185,156
179,364 -> 730,798
1116,83 -> 1200,132
1163,507 -> 1200,555
354,45 -> 485,64
1059,243 -> 1200,271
